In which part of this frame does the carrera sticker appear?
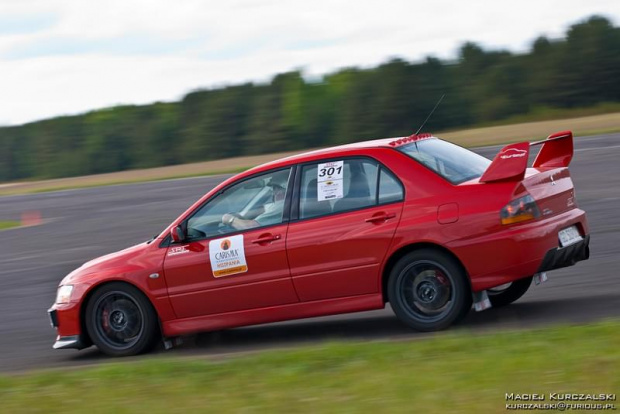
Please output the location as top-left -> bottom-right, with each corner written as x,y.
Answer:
317,160 -> 344,201
168,245 -> 189,256
209,234 -> 248,277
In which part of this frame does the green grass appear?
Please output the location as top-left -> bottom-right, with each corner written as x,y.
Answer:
1,321 -> 618,413
0,220 -> 20,231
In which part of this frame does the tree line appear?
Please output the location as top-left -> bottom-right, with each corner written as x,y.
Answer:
1,15 -> 619,181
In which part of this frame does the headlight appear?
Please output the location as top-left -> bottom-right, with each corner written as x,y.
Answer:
55,285 -> 74,304
500,194 -> 540,225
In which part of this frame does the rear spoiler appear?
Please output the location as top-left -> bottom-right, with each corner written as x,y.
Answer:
480,131 -> 573,183
531,130 -> 573,168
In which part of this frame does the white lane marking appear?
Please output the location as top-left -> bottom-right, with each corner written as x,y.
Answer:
0,254 -> 41,263
575,135 -> 620,142
0,260 -> 82,275
575,144 -> 620,152
0,246 -> 101,264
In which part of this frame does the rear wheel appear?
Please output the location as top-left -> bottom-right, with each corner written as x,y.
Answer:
487,276 -> 533,307
388,249 -> 471,332
85,283 -> 159,357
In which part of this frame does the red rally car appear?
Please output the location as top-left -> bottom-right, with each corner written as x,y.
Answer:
48,130 -> 589,356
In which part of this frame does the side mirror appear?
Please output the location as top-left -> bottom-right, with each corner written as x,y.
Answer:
170,225 -> 186,243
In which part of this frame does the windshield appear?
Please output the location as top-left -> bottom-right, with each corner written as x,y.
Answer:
397,138 -> 491,184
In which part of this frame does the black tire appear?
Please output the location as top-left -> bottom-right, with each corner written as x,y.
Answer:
387,249 -> 471,332
85,282 -> 159,357
487,276 -> 533,307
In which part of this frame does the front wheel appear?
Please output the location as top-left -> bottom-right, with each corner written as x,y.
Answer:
487,276 -> 533,307
85,282 -> 159,357
387,249 -> 471,332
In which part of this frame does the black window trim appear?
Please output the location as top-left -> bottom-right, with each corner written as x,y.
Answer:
290,155 -> 405,223
160,165 -> 297,247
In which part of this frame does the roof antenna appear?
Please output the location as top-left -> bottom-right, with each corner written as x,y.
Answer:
414,94 -> 445,135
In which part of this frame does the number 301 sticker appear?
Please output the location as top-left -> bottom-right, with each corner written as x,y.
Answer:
317,160 -> 344,201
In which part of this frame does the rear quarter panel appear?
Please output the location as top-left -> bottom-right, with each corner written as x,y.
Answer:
381,149 -> 536,288
381,149 -> 513,253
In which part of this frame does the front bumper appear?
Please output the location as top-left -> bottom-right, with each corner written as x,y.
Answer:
537,235 -> 590,272
48,305 -> 89,350
48,308 -> 58,328
53,335 -> 86,350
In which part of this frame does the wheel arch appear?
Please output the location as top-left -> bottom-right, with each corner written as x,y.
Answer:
380,242 -> 472,303
79,279 -> 161,347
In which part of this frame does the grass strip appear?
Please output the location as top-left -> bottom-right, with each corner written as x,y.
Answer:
0,220 -> 20,231
25,167 -> 249,194
1,320 -> 618,413
1,111 -> 619,196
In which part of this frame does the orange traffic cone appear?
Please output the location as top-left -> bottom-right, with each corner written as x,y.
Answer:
21,211 -> 42,226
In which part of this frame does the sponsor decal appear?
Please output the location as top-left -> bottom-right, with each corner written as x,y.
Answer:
209,234 -> 248,277
499,148 -> 527,159
317,160 -> 344,201
168,245 -> 190,256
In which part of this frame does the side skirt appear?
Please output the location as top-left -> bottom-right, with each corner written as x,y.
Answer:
162,293 -> 384,337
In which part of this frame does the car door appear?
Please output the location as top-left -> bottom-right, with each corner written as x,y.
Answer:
286,157 -> 405,302
163,167 -> 299,319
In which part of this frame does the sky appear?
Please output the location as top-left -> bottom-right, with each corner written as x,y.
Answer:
0,0 -> 619,126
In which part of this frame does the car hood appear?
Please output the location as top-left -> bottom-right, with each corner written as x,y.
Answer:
61,241 -> 150,285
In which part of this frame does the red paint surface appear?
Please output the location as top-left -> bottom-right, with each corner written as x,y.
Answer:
437,203 -> 459,224
480,142 -> 530,183
287,203 -> 402,301
163,224 -> 298,318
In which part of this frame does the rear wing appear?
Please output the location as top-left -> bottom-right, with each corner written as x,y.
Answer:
531,130 -> 573,168
480,131 -> 573,183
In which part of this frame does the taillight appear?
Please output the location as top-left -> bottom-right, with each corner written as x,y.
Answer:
500,194 -> 540,225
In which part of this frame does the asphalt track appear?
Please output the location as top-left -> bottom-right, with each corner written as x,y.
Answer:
1,134 -> 619,373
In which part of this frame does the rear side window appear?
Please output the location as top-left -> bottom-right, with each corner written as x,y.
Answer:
398,138 -> 491,184
299,158 -> 402,220
379,168 -> 404,203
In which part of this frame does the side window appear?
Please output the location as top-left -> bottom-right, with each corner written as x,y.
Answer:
378,168 -> 404,203
299,159 -> 379,219
186,168 -> 292,239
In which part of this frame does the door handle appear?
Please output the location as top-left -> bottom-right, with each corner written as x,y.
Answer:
252,234 -> 281,244
365,213 -> 396,223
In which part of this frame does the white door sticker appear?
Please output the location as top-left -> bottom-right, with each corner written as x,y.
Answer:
209,234 -> 248,277
167,245 -> 189,256
317,160 -> 344,201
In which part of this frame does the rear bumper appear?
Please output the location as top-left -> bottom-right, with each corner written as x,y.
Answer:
537,235 -> 590,272
451,208 -> 589,291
